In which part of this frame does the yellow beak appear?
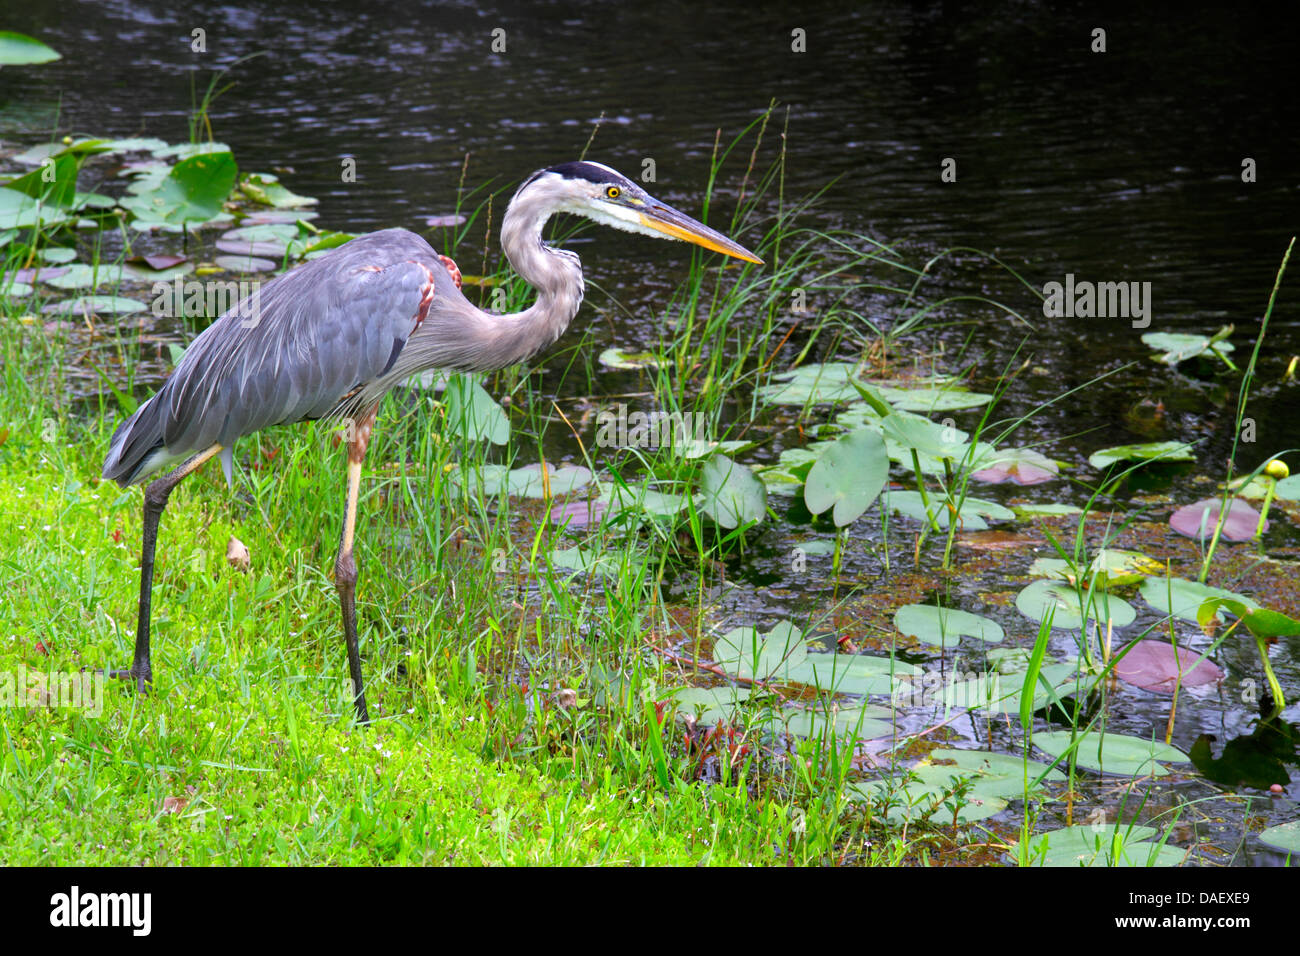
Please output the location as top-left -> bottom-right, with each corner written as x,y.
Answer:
637,201 -> 764,264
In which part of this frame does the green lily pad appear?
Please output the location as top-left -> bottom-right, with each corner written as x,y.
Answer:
804,427 -> 888,526
0,31 -> 60,65
1139,576 -> 1256,622
894,604 -> 1004,647
1143,329 -> 1235,368
1088,441 -> 1195,470
670,687 -> 754,726
1257,820 -> 1300,855
1033,730 -> 1189,777
442,375 -> 509,445
598,346 -> 660,370
873,384 -> 993,412
764,700 -> 893,742
1012,503 -> 1083,517
1014,825 -> 1185,867
1015,579 -> 1136,631
699,454 -> 766,529
44,295 -> 146,315
120,150 -> 239,230
887,491 -> 1014,530
240,172 -> 318,209
757,362 -> 866,405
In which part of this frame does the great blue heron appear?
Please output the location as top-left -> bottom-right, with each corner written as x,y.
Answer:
102,160 -> 762,723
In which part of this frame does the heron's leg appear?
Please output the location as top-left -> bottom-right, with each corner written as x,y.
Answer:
337,405 -> 379,724
112,445 -> 222,694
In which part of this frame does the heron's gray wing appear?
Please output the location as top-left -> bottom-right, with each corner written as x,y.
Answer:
102,229 -> 457,484
159,229 -> 444,453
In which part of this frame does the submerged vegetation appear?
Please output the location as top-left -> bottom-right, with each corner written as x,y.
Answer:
1,97 -> 1298,866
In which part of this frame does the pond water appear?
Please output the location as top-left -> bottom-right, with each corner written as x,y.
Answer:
3,1 -> 1298,863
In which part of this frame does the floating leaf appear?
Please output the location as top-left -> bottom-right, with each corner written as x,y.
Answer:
894,604 -> 1004,647
213,254 -> 278,273
1088,441 -> 1195,470
1139,576 -> 1255,622
1033,730 -> 1189,777
1142,330 -> 1235,368
874,383 -> 993,412
1170,497 -> 1264,541
887,491 -> 1014,531
1113,640 -> 1223,693
757,362 -> 865,405
803,428 -> 888,526
1012,502 -> 1082,517
765,700 -> 893,742
1013,825 -> 1185,867
598,346 -> 660,370
699,454 -> 766,529
547,546 -> 644,579
669,687 -> 754,726
971,447 -> 1060,485
442,375 -> 508,445
425,213 -> 468,228
0,31 -> 60,65
240,172 -> 317,209
1015,579 -> 1135,631
1257,821 -> 1300,855
1275,475 -> 1300,501
44,295 -> 145,315
121,151 -> 239,230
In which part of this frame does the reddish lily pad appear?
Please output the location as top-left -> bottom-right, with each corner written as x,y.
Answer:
972,447 -> 1059,485
1169,497 -> 1264,541
127,253 -> 188,271
1114,640 -> 1223,693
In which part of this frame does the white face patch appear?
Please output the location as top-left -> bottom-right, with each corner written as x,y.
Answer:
571,199 -> 663,237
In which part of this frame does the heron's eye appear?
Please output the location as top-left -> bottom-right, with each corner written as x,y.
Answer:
605,186 -> 621,200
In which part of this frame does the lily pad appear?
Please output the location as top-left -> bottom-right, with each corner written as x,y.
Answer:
803,428 -> 888,526
1088,441 -> 1195,470
1139,576 -> 1256,622
699,454 -> 766,529
1113,640 -> 1224,693
598,346 -> 660,370
121,150 -> 239,230
873,383 -> 993,412
442,375 -> 509,445
1143,329 -> 1235,368
1170,497 -> 1264,541
1015,579 -> 1136,631
887,491 -> 1014,531
894,604 -> 1004,647
1257,821 -> 1300,855
971,447 -> 1059,485
1014,825 -> 1185,867
43,295 -> 146,315
1033,730 -> 1189,778
213,254 -> 278,273
0,31 -> 60,66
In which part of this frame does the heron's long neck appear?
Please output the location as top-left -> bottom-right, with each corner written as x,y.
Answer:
491,198 -> 585,366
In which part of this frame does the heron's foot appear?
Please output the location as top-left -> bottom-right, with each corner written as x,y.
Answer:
105,667 -> 152,695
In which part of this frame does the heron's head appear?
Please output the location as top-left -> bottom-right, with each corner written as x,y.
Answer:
516,160 -> 763,264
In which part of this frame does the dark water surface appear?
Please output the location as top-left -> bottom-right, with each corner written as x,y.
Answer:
3,1 -> 1299,859
5,1 -> 1299,459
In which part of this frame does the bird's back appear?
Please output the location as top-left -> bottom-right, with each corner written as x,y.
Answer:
102,229 -> 460,486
